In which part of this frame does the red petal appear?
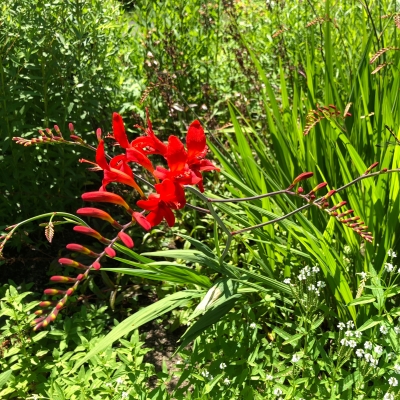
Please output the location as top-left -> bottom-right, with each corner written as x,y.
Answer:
186,120 -> 206,162
118,231 -> 134,248
162,205 -> 175,227
166,136 -> 187,172
137,194 -> 161,211
125,148 -> 154,172
95,140 -> 109,170
104,247 -> 116,258
112,112 -> 130,149
145,208 -> 164,227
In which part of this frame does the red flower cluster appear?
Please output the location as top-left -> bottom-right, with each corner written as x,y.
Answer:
84,112 -> 219,228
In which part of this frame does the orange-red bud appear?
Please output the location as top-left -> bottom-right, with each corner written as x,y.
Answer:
292,172 -> 314,185
39,301 -> 56,308
133,212 -> 152,231
82,191 -> 130,211
70,134 -> 83,142
104,247 -> 116,258
118,231 -> 134,248
34,310 -> 44,315
50,276 -> 77,283
66,243 -> 99,258
323,189 -> 336,200
44,289 -> 67,296
66,288 -> 75,296
365,162 -> 379,174
381,168 -> 388,173
93,261 -> 101,270
337,209 -> 353,218
77,207 -> 122,228
96,128 -> 102,142
73,226 -> 111,244
330,201 -> 347,211
309,182 -> 328,194
297,187 -> 304,194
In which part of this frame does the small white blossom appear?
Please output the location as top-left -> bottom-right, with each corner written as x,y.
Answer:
347,321 -> 355,329
344,245 -> 351,254
374,345 -> 383,355
116,377 -> 124,385
380,325 -> 389,335
384,393 -> 394,400
312,265 -> 320,273
364,353 -> 372,362
355,348 -> 364,358
147,51 -> 154,58
385,263 -> 395,272
345,330 -> 353,337
347,340 -> 357,348
315,290 -> 320,296
283,278 -> 291,285
370,358 -> 378,367
359,272 -> 367,280
354,331 -> 362,339
337,322 -> 346,330
223,378 -> 230,385
266,374 -> 273,381
388,249 -> 397,258
250,322 -> 257,329
394,326 -> 400,335
121,392 -> 129,399
364,341 -> 372,350
308,284 -> 316,291
220,363 -> 227,370
316,281 -> 326,288
340,338 -> 348,346
291,354 -> 301,362
201,370 -> 210,378
388,377 -> 399,387
394,364 -> 400,373
388,352 -> 395,360
273,388 -> 283,396
298,273 -> 306,281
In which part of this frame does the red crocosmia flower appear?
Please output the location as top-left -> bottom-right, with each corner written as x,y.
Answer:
132,211 -> 152,231
137,179 -> 186,227
112,112 -> 130,149
131,110 -> 168,156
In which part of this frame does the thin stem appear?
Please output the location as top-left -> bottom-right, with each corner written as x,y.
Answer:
207,189 -> 290,203
231,204 -> 312,236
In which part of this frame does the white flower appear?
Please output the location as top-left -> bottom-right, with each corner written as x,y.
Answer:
291,354 -> 301,362
337,322 -> 346,330
344,245 -> 351,254
383,393 -> 394,400
147,51 -> 154,58
283,278 -> 291,285
345,330 -> 353,337
359,272 -> 367,280
374,345 -> 383,355
394,326 -> 400,335
316,281 -> 326,288
312,265 -> 320,273
340,338 -> 348,346
385,263 -> 395,272
273,388 -> 283,396
394,364 -> 400,373
223,378 -> 230,385
388,249 -> 397,258
298,273 -> 306,281
388,377 -> 399,387
220,363 -> 227,370
121,392 -> 129,399
201,370 -> 210,378
347,321 -> 355,329
250,322 -> 257,329
354,331 -> 362,339
364,341 -> 372,350
380,325 -> 389,335
315,290 -> 320,296
200,104 -> 208,111
116,377 -> 124,385
266,374 -> 273,381
370,357 -> 378,367
388,352 -> 395,360
355,348 -> 364,358
364,353 -> 372,362
347,340 -> 357,348
308,284 -> 316,291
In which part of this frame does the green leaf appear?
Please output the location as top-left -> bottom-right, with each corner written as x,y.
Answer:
0,370 -> 12,389
347,295 -> 376,306
357,316 -> 384,332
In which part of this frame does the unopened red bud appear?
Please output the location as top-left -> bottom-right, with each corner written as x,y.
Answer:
93,261 -> 101,270
32,317 -> 45,325
76,274 -> 84,281
38,129 -> 46,137
381,168 -> 388,173
44,289 -> 67,296
309,194 -> 316,201
337,209 -> 354,218
323,189 -> 336,200
50,276 -> 77,283
292,172 -> 314,185
82,191 -> 130,211
66,243 -> 92,255
330,211 -> 338,217
96,128 -> 102,142
330,201 -> 347,211
45,128 -> 52,137
66,288 -> 75,296
68,122 -> 74,132
133,212 -> 152,231
104,247 -> 116,258
73,226 -> 111,244
56,299 -> 67,310
77,208 -> 118,226
310,182 -> 328,194
58,258 -> 79,267
365,162 -> 379,174
70,134 -> 83,142
34,310 -> 44,315
54,125 -> 60,133
297,187 -> 304,194
47,309 -> 59,322
118,231 -> 134,248
39,301 -> 56,308
322,201 -> 329,208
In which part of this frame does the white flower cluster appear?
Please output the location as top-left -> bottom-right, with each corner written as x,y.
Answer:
388,249 -> 397,258
201,370 -> 213,380
384,393 -> 395,400
284,265 -> 326,297
385,249 -> 399,272
298,265 -> 320,280
337,320 -> 355,331
353,341 -> 385,368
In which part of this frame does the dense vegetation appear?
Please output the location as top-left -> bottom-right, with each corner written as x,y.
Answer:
2,0 -> 400,399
